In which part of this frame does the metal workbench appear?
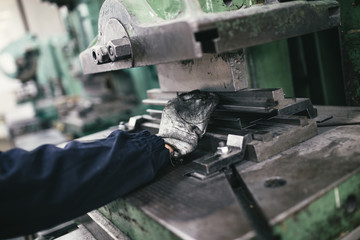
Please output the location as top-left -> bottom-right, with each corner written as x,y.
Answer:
48,105 -> 360,240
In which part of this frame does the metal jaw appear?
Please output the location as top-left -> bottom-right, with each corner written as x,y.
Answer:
80,0 -> 340,75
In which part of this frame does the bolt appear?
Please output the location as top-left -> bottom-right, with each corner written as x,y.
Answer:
107,38 -> 132,62
217,141 -> 229,155
91,46 -> 110,64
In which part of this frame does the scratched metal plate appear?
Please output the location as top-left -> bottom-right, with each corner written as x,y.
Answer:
238,125 -> 360,225
123,163 -> 255,240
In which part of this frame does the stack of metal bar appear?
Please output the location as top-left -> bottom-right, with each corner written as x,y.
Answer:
117,87 -> 319,178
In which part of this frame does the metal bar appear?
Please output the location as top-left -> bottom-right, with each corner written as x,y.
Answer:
192,147 -> 244,175
218,104 -> 272,113
142,99 -> 168,106
267,116 -> 309,126
146,109 -> 163,119
276,98 -> 318,118
209,117 -> 242,129
84,210 -> 130,240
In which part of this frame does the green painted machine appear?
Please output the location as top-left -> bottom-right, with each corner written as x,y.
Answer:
73,0 -> 360,239
18,0 -> 358,239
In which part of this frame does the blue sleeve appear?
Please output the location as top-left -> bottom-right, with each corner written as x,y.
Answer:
0,130 -> 169,238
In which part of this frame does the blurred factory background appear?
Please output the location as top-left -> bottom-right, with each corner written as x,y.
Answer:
0,0 -> 159,151
1,0 -> 360,239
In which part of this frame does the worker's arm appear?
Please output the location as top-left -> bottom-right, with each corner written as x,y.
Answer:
0,130 -> 169,238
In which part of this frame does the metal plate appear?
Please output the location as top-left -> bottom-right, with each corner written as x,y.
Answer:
238,126 -> 360,225
102,165 -> 255,240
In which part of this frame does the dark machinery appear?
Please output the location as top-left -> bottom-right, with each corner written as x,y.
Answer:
62,0 -> 360,239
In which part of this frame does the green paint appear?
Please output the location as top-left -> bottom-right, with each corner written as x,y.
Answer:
245,40 -> 295,97
345,34 -> 360,73
312,30 -> 346,105
214,2 -> 324,42
337,0 -> 360,105
198,0 -> 259,13
121,0 -> 166,24
338,0 -> 360,33
273,172 -> 360,240
99,199 -> 181,240
49,37 -> 84,96
125,66 -> 162,114
121,0 -> 260,23
62,0 -> 103,52
146,0 -> 183,20
288,29 -> 346,106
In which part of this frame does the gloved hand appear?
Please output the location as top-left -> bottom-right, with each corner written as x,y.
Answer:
158,90 -> 219,165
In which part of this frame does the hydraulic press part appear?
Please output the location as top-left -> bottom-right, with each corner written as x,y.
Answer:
80,0 -> 340,74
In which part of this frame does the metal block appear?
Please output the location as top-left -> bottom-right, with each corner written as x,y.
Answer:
227,134 -> 246,148
192,148 -> 244,176
192,133 -> 251,176
251,131 -> 273,142
245,119 -> 318,162
157,51 -> 248,92
217,88 -> 285,107
276,98 -> 318,118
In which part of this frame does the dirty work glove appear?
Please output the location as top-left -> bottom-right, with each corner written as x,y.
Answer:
158,90 -> 219,165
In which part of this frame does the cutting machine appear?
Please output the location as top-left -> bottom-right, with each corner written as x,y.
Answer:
74,1 -> 360,239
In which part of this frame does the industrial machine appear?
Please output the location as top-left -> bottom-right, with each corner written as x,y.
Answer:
0,0 -> 162,144
45,0 -> 360,239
